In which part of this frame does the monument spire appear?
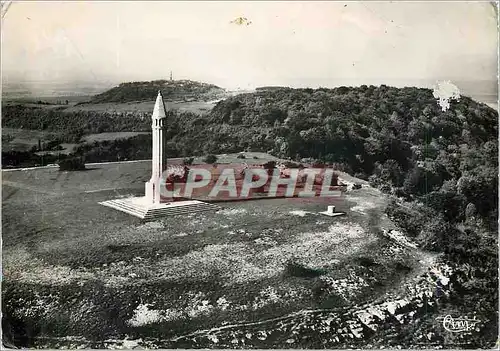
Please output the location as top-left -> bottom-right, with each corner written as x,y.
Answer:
145,90 -> 168,204
152,90 -> 167,119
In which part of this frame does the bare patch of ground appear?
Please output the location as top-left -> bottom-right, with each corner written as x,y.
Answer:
63,100 -> 217,115
83,132 -> 150,143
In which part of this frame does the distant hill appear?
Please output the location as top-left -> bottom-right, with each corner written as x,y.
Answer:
88,79 -> 226,104
256,86 -> 290,91
2,80 -> 111,99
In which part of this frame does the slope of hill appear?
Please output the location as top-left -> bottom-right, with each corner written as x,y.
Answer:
88,79 -> 226,104
256,86 -> 291,91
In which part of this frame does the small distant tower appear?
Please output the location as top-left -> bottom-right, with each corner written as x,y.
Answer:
145,91 -> 168,204
170,71 -> 173,81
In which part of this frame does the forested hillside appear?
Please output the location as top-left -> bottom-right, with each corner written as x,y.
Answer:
1,104 -> 151,142
160,85 -> 497,221
197,85 -> 498,346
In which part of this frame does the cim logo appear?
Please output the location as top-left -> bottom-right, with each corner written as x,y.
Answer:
436,315 -> 481,333
157,163 -> 345,201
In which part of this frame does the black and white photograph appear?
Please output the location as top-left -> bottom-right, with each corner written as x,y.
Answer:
1,1 -> 498,349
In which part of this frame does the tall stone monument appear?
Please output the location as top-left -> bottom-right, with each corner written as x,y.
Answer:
145,91 -> 168,204
99,91 -> 220,220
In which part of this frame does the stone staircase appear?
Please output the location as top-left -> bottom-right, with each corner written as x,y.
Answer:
99,197 -> 221,220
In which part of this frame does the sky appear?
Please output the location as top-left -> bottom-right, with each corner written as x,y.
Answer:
1,1 -> 498,92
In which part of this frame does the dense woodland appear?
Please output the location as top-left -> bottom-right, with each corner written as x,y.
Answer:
2,84 -> 498,346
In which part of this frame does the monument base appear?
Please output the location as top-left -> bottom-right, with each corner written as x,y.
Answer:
318,211 -> 346,217
319,205 -> 346,217
99,196 -> 221,220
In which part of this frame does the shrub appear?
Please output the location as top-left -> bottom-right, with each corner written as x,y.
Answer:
385,200 -> 426,238
182,157 -> 194,165
3,134 -> 14,143
310,279 -> 347,307
203,154 -> 218,164
58,157 -> 86,171
282,161 -> 303,169
465,203 -> 477,220
417,216 -> 459,252
355,256 -> 379,267
262,160 -> 276,169
284,260 -> 325,278
394,262 -> 412,272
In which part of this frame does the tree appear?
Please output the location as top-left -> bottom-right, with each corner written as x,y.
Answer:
183,157 -> 194,165
465,203 -> 477,221
457,168 -> 498,218
372,159 -> 404,187
203,154 -> 218,164
58,157 -> 86,171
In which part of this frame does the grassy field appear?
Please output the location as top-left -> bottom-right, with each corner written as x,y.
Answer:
2,160 -> 438,348
2,128 -> 77,154
3,91 -> 220,115
2,95 -> 93,105
83,132 -> 151,144
2,97 -> 215,154
64,100 -> 216,115
3,129 -> 149,154
2,128 -> 52,152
